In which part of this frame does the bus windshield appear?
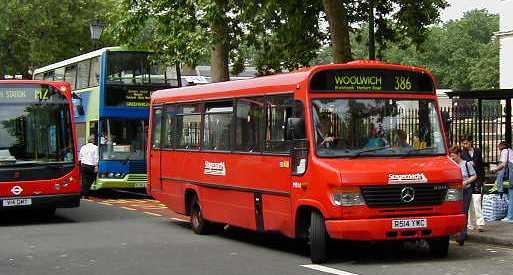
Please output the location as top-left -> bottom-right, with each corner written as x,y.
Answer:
312,98 -> 446,157
99,118 -> 147,161
0,84 -> 74,165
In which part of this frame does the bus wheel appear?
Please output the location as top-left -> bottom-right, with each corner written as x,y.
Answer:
309,211 -> 328,264
427,236 -> 449,258
190,199 -> 210,235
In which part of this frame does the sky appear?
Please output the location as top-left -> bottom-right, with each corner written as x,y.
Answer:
441,0 -> 504,22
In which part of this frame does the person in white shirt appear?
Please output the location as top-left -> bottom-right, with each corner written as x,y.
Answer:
450,145 -> 477,246
79,135 -> 98,198
491,141 -> 513,222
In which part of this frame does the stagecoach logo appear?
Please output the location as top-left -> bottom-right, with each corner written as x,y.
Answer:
11,186 -> 23,196
204,161 -> 226,176
388,173 -> 428,184
400,187 -> 415,203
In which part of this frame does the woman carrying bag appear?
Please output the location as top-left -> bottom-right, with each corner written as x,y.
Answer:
491,141 -> 513,222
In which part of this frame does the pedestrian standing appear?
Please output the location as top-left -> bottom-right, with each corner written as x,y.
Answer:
491,141 -> 513,222
461,135 -> 486,231
79,135 -> 98,198
450,145 -> 477,246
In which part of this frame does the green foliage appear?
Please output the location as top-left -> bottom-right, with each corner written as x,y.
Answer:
247,0 -> 325,74
384,9 -> 499,90
0,0 -> 116,78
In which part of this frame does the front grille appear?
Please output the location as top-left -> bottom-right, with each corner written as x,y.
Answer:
127,174 -> 147,184
128,161 -> 146,174
361,184 -> 447,208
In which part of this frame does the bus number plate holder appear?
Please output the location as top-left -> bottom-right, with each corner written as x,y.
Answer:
2,198 -> 32,207
392,218 -> 427,229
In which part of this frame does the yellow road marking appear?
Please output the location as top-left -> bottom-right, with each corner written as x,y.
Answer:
97,202 -> 113,206
139,207 -> 168,210
144,212 -> 162,217
120,206 -> 136,211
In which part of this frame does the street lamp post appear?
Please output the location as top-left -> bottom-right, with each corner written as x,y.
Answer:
90,19 -> 106,50
368,0 -> 375,60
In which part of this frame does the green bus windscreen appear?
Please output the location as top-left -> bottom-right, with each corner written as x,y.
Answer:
309,69 -> 435,93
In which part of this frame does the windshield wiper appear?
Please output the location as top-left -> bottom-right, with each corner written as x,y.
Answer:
349,146 -> 393,158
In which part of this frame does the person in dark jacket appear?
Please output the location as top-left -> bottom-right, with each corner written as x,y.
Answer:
461,135 -> 486,231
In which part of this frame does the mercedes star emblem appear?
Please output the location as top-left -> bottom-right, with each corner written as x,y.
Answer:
400,186 -> 415,203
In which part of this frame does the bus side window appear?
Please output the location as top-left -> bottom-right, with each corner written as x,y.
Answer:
234,97 -> 265,153
152,109 -> 162,149
203,101 -> 233,151
175,104 -> 202,150
265,94 -> 294,154
162,105 -> 178,149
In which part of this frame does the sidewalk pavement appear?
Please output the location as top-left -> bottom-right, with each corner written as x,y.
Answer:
467,221 -> 513,247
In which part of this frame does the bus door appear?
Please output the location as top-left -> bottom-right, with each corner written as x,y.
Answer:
257,97 -> 306,235
149,108 -> 163,192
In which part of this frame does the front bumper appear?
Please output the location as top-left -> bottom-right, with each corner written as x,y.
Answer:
0,193 -> 81,210
325,214 -> 466,240
93,174 -> 147,190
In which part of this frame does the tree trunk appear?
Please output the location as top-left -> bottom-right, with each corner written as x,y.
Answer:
322,0 -> 352,63
211,0 -> 230,82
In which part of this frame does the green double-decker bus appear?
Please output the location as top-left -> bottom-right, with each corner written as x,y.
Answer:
34,47 -> 178,190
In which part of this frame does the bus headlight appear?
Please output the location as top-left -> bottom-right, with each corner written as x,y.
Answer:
445,183 -> 463,201
331,187 -> 366,206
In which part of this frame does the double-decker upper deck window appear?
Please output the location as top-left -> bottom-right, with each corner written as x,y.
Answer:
77,60 -> 91,90
107,52 -> 169,85
43,71 -> 55,81
203,101 -> 233,151
89,57 -> 101,87
55,67 -> 65,82
64,65 -> 77,90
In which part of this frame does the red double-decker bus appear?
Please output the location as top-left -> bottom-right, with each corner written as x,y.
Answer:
0,80 -> 80,215
148,61 -> 466,263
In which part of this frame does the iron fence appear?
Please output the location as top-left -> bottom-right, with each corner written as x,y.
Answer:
441,103 -> 504,165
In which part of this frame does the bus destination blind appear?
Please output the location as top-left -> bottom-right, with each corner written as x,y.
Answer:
310,69 -> 435,93
0,85 -> 62,103
106,87 -> 151,107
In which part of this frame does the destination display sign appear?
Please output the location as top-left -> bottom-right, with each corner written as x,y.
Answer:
106,86 -> 151,107
309,69 -> 435,93
0,85 -> 65,103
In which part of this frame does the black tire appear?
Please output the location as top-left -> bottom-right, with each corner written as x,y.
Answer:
190,198 -> 211,235
309,211 -> 329,264
428,236 -> 449,258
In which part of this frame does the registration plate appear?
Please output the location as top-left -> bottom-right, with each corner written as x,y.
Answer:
392,218 -> 427,229
2,198 -> 32,207
134,183 -> 146,188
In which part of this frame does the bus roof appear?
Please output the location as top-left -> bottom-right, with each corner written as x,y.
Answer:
32,46 -> 147,75
152,61 -> 435,104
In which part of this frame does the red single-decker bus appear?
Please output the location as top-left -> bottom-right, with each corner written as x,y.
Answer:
0,80 -> 81,215
148,61 -> 466,263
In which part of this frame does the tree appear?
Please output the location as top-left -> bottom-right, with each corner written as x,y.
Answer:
111,0 -> 241,82
321,0 -> 449,63
244,0 -> 325,74
384,9 -> 499,89
0,0 -> 116,78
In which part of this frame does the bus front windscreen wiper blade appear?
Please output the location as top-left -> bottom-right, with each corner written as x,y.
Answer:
349,146 -> 392,158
